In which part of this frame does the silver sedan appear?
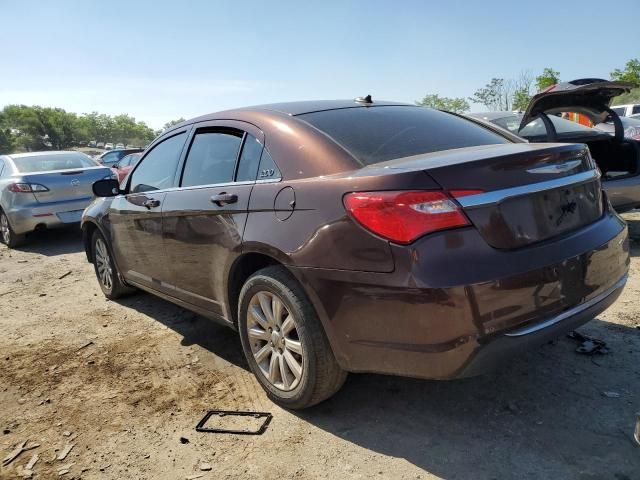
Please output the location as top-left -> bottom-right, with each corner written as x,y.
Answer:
0,151 -> 114,247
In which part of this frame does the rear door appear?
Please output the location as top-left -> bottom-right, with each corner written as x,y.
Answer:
109,129 -> 189,293
162,120 -> 266,316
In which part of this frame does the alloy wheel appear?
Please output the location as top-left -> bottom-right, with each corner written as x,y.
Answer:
247,291 -> 304,391
0,214 -> 10,244
94,238 -> 113,291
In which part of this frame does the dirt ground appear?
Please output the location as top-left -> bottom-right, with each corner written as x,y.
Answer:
1,214 -> 639,480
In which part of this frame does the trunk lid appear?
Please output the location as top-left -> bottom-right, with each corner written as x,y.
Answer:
380,143 -> 603,249
21,166 -> 113,204
520,79 -> 635,132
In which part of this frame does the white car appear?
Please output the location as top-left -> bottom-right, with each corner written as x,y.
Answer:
104,143 -> 114,150
610,104 -> 640,117
115,143 -> 125,149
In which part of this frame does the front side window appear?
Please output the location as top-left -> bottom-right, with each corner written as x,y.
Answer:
633,105 -> 640,115
298,106 -> 510,165
129,133 -> 186,193
181,131 -> 242,187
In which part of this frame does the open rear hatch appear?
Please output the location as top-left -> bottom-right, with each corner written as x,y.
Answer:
387,143 -> 603,249
520,78 -> 635,136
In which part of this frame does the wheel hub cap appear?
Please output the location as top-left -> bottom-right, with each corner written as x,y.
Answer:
247,291 -> 304,391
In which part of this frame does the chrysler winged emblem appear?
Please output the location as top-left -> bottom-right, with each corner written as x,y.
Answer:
527,160 -> 582,174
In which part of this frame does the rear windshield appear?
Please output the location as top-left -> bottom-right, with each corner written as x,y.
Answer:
297,106 -> 510,165
12,152 -> 98,173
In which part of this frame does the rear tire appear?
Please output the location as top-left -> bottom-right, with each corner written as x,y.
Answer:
238,265 -> 347,409
91,230 -> 134,299
0,210 -> 26,248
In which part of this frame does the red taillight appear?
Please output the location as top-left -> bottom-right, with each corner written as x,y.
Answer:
8,183 -> 49,193
343,190 -> 472,244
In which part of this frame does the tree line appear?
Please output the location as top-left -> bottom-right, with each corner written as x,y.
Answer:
417,58 -> 640,113
0,106 -> 186,155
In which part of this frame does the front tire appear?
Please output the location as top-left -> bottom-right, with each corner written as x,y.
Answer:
92,230 -> 134,299
238,266 -> 347,409
0,211 -> 25,248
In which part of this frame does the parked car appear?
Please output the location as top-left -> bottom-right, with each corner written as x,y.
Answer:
88,140 -> 97,148
115,143 -> 125,149
82,99 -> 629,409
594,115 -> 640,140
610,103 -> 640,117
104,143 -> 114,150
0,151 -> 114,247
111,153 -> 142,182
468,79 -> 640,212
96,142 -> 105,149
95,148 -> 144,167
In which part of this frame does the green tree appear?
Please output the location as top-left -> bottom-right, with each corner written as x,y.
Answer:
610,58 -> 640,85
469,78 -> 512,111
0,112 -> 16,154
535,68 -> 560,92
416,94 -> 469,113
163,117 -> 185,130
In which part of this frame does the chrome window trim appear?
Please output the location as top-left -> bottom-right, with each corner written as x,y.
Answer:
121,177 -> 282,197
505,273 -> 628,337
457,169 -> 600,209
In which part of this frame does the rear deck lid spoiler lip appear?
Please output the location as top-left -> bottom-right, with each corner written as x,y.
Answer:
520,79 -> 636,131
456,169 -> 600,209
16,166 -> 110,176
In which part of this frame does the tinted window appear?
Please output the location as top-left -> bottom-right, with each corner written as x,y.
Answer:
100,151 -> 122,165
611,107 -> 626,116
130,133 -> 186,193
633,105 -> 640,115
181,131 -> 242,187
258,150 -> 281,180
492,114 -> 600,138
298,106 -> 509,165
235,134 -> 263,182
12,152 -> 98,173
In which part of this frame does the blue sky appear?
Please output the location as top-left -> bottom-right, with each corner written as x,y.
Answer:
2,0 -> 639,128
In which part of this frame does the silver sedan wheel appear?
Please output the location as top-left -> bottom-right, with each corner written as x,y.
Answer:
94,238 -> 113,291
1,214 -> 10,244
247,291 -> 304,391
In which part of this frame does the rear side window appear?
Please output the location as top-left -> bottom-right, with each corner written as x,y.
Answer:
258,150 -> 281,180
12,152 -> 98,172
235,134 -> 263,182
611,106 -> 626,116
130,133 -> 186,193
298,106 -> 510,165
633,105 -> 640,115
181,131 -> 243,187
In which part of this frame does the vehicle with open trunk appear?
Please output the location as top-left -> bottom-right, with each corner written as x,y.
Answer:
82,99 -> 629,408
469,79 -> 640,212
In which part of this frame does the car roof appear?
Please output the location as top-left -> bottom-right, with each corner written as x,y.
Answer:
166,99 -> 414,131
467,111 -> 520,121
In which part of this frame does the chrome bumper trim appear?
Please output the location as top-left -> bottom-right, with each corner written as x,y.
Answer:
457,169 -> 600,209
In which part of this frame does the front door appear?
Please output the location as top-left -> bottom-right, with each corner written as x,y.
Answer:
162,122 -> 265,318
109,130 -> 189,294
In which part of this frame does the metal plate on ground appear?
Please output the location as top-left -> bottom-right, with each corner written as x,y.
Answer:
195,410 -> 272,435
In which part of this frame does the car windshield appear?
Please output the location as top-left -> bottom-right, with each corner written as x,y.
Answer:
12,152 -> 98,173
297,106 -> 510,165
491,113 -> 601,138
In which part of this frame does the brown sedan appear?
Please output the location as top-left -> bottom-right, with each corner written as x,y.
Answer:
82,98 -> 629,409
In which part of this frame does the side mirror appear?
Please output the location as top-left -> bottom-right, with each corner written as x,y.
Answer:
92,179 -> 121,197
113,163 -> 120,169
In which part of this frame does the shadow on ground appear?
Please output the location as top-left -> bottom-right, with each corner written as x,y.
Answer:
15,227 -> 84,256
118,290 -> 640,479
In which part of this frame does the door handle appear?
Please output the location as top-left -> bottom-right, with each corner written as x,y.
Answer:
142,198 -> 160,209
210,192 -> 238,206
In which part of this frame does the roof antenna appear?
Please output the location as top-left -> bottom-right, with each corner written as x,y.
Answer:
355,94 -> 373,104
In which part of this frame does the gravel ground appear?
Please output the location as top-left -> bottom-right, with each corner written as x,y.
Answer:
1,213 -> 639,480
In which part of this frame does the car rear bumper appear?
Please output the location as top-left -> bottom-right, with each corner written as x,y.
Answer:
290,209 -> 629,379
604,175 -> 640,212
6,197 -> 92,235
